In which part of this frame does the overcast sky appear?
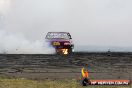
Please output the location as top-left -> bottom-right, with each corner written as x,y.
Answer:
0,0 -> 132,53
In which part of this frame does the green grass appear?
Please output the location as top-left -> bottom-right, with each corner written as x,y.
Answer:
0,77 -> 130,88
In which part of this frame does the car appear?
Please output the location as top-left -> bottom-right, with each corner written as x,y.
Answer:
45,32 -> 74,55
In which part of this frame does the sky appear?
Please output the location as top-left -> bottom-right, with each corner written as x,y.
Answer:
0,0 -> 132,53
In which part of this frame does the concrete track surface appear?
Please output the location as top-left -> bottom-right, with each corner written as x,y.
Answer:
0,52 -> 131,80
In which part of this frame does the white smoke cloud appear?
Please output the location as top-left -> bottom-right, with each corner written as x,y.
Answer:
0,30 -> 55,54
0,0 -> 55,54
0,0 -> 11,15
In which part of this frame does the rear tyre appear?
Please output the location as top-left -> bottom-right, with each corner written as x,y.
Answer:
67,48 -> 71,54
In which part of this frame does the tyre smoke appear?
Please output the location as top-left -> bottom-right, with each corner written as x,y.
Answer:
0,0 -> 55,54
0,30 -> 55,54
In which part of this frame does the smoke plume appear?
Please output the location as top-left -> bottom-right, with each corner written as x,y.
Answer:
0,0 -> 55,54
0,30 -> 55,54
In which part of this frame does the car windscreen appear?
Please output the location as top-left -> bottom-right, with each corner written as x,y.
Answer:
46,32 -> 71,39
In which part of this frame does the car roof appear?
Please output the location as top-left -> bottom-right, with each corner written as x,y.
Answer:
47,32 -> 70,34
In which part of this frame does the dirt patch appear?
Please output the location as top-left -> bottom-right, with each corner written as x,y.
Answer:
0,52 -> 131,80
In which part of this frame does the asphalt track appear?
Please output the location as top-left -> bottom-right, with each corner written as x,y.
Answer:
0,52 -> 131,80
